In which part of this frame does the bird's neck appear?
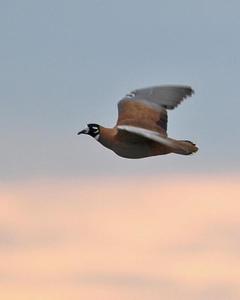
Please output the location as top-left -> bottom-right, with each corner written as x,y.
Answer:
98,126 -> 117,149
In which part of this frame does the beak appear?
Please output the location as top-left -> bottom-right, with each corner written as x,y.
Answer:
77,128 -> 88,135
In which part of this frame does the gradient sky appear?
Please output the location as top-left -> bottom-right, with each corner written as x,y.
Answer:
1,1 -> 240,299
1,0 -> 240,180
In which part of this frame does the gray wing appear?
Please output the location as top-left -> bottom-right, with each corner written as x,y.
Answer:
125,85 -> 194,110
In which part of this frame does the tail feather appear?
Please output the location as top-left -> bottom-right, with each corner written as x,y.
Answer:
172,140 -> 198,155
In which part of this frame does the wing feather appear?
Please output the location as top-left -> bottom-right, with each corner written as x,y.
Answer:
125,85 -> 194,109
116,85 -> 194,135
117,125 -> 173,147
117,99 -> 168,136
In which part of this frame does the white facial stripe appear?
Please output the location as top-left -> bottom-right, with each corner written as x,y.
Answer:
126,92 -> 136,98
94,134 -> 100,140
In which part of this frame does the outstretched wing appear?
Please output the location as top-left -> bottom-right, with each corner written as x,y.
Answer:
116,85 -> 194,136
125,85 -> 194,109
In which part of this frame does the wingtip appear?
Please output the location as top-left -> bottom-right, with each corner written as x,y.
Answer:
186,86 -> 194,96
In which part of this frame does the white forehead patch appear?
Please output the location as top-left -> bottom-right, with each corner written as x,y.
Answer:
84,127 -> 90,134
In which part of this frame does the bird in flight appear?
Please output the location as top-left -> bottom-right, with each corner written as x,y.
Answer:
78,85 -> 198,159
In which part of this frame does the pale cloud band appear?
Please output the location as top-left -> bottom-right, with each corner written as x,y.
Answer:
1,175 -> 240,299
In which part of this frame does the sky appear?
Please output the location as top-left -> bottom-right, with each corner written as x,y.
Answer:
1,0 -> 240,299
1,0 -> 240,180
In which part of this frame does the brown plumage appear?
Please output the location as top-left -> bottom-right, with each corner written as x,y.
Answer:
78,85 -> 198,159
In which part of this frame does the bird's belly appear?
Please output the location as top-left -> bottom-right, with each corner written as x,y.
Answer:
112,141 -> 170,159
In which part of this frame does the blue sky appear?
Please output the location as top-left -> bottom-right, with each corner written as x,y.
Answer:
1,0 -> 240,181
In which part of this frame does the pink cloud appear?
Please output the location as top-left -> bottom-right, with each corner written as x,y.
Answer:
0,175 -> 240,299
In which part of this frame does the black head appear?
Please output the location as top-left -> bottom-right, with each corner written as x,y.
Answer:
77,123 -> 100,139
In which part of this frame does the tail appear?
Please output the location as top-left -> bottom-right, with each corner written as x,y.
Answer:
172,140 -> 198,155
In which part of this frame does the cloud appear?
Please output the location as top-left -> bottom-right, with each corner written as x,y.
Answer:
0,175 -> 239,299
69,272 -> 174,288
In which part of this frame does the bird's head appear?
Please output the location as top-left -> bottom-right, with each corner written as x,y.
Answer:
77,123 -> 100,139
